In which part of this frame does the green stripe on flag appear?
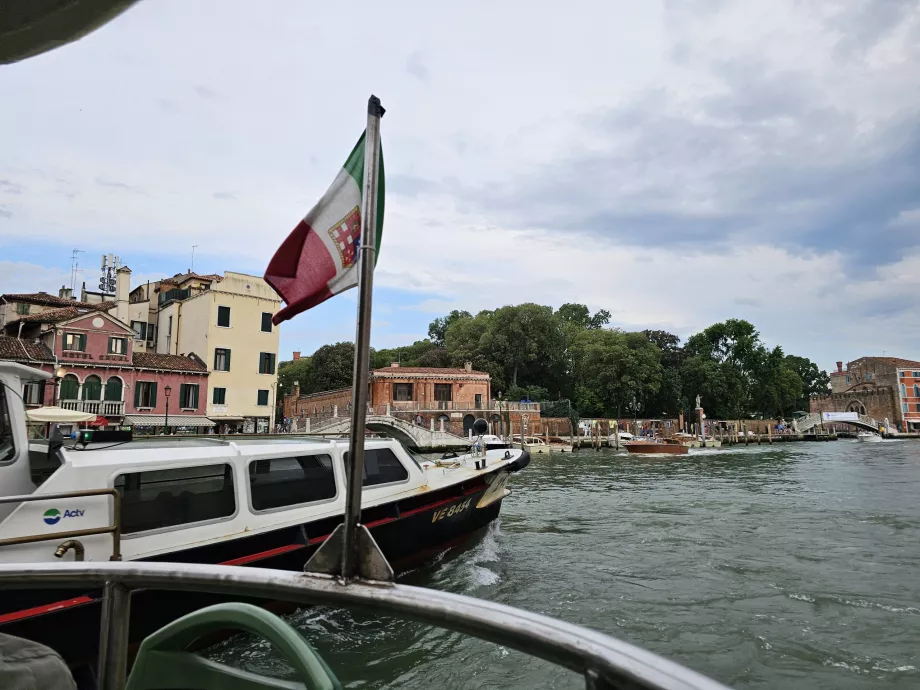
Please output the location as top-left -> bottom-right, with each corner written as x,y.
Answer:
343,133 -> 385,264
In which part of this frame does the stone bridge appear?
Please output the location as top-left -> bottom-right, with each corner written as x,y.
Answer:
307,415 -> 471,451
794,412 -> 882,433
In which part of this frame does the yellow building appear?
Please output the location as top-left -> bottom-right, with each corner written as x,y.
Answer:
127,270 -> 281,433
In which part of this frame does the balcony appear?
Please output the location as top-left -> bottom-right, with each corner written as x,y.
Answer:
381,401 -> 540,413
60,400 -> 125,417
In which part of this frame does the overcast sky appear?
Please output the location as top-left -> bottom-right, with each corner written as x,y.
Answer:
2,0 -> 919,370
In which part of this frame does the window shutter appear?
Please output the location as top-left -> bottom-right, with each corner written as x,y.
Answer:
270,353 -> 276,374
226,350 -> 231,370
150,382 -> 157,408
179,384 -> 187,406
134,383 -> 141,408
80,334 -> 87,351
192,384 -> 199,409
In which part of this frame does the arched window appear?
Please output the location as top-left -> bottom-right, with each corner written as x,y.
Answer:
105,376 -> 123,401
82,375 -> 102,400
462,414 -> 476,434
59,374 -> 79,400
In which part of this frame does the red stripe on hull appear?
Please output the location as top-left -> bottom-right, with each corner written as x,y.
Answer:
0,596 -> 93,624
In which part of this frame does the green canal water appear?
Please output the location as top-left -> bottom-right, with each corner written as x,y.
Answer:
210,440 -> 920,689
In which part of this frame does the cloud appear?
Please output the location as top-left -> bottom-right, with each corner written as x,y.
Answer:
405,52 -> 429,83
0,180 -> 23,195
0,207 -> 12,219
212,191 -> 236,200
95,178 -> 146,194
890,208 -> 920,227
192,85 -> 217,99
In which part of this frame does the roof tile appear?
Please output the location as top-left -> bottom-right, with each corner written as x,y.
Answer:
0,336 -> 54,363
132,351 -> 208,373
372,366 -> 489,376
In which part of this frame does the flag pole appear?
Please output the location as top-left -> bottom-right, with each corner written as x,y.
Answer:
341,95 -> 385,579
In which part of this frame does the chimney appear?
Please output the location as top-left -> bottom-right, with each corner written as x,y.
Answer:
391,362 -> 399,368
116,266 -> 132,324
293,351 -> 301,360
836,361 -> 843,373
58,285 -> 73,300
464,361 -> 472,372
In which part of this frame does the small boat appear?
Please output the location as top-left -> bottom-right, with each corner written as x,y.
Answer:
857,431 -> 883,442
547,436 -> 574,453
511,435 -> 551,454
474,433 -> 511,451
624,438 -> 689,455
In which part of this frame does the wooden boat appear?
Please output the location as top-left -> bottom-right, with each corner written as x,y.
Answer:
624,438 -> 689,455
547,436 -> 574,453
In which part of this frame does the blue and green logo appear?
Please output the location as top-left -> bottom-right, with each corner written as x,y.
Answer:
43,509 -> 61,525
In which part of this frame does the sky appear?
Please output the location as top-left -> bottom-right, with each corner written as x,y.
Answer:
2,0 -> 919,371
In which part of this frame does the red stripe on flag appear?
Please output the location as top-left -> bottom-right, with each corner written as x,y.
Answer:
265,220 -> 338,325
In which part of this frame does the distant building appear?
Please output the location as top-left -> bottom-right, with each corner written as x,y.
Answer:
811,356 -> 920,432
1,261 -> 282,434
282,360 -> 551,437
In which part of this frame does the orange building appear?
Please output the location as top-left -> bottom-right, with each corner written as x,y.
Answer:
281,360 -> 559,437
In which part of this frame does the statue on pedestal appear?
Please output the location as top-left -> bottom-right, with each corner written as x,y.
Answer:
695,394 -> 701,410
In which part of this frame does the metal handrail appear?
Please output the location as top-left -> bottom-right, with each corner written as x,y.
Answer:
0,489 -> 121,560
0,561 -> 730,690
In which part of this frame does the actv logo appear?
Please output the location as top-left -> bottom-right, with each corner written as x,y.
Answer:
43,508 -> 85,525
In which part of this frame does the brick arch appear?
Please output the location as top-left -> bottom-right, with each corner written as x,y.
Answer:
845,399 -> 867,416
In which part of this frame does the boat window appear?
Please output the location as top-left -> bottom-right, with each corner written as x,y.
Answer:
0,384 -> 14,464
248,454 -> 336,511
114,464 -> 235,534
344,448 -> 409,487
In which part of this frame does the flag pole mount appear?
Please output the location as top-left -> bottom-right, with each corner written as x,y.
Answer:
305,95 -> 392,583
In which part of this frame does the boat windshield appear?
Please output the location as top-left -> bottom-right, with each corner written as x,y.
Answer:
404,447 -> 425,471
0,385 -> 14,464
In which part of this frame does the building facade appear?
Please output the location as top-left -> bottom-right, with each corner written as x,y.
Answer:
810,356 -> 920,432
282,361 -> 549,437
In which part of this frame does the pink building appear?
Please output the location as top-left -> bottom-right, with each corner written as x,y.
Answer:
1,304 -> 210,432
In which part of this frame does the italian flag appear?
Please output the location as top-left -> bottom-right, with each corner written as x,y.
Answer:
265,132 -> 385,325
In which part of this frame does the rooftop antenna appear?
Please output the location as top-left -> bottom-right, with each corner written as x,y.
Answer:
69,249 -> 84,292
191,245 -> 198,273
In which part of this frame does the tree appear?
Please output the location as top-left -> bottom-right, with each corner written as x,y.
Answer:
557,303 -> 610,330
306,342 -> 355,393
784,355 -> 830,409
277,357 -> 312,396
428,310 -> 472,347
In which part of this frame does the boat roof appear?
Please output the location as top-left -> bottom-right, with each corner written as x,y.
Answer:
60,436 -> 399,469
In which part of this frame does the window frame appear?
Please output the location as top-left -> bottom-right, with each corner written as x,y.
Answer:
392,383 -> 413,402
260,312 -> 273,333
130,321 -> 147,341
257,389 -> 270,406
135,380 -> 157,409
0,384 -> 16,465
22,381 -> 45,406
214,348 -> 231,372
217,305 -> 231,328
258,352 -> 276,375
15,302 -> 30,315
343,447 -> 411,489
62,332 -> 86,352
108,336 -> 128,355
113,462 -> 239,538
179,383 -> 199,410
246,453 -> 340,514
212,387 -> 227,405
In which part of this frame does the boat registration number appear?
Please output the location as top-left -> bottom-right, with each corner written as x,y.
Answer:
431,497 -> 473,523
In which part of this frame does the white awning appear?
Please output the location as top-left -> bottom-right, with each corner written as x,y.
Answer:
123,414 -> 215,427
26,407 -> 96,423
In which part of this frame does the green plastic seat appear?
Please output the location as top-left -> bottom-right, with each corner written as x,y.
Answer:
125,602 -> 342,690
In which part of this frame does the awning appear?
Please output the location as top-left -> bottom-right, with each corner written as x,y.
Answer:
209,416 -> 245,422
123,414 -> 215,427
26,407 -> 96,423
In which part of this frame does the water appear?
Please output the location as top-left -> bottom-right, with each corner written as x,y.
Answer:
209,440 -> 920,688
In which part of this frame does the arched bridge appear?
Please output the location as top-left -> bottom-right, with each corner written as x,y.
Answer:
308,415 -> 470,450
794,413 -> 881,433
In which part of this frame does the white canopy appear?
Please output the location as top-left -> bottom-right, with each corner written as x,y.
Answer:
26,407 -> 97,423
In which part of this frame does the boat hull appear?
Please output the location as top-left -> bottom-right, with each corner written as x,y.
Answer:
857,434 -> 882,442
624,442 -> 689,455
0,467 -> 518,667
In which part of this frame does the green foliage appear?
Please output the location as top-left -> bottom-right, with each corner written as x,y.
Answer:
292,307 -> 828,423
306,342 -> 355,393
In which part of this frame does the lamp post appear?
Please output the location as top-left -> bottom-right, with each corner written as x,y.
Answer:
497,391 -> 504,438
53,365 -> 67,406
272,382 -> 282,434
629,395 -> 643,436
164,384 -> 172,435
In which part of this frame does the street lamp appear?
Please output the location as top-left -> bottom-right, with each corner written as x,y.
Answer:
164,384 -> 172,435
629,395 -> 643,435
272,382 -> 282,434
53,365 -> 67,406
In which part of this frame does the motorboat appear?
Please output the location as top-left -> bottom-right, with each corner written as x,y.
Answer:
0,361 -> 531,666
856,431 -> 883,442
624,438 -> 689,455
512,435 -> 552,454
475,433 -> 511,451
608,431 -> 635,444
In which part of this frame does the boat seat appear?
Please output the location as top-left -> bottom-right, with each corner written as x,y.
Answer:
0,633 -> 77,690
125,602 -> 341,690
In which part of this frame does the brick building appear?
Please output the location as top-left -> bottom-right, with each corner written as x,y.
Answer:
282,360 -> 558,437
810,356 -> 920,432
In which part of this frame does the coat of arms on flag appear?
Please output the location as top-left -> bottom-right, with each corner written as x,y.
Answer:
330,207 -> 362,268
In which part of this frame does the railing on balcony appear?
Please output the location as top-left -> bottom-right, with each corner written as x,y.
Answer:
59,400 -> 125,416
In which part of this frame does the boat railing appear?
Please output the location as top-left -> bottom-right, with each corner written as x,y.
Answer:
0,488 -> 122,560
0,561 -> 731,690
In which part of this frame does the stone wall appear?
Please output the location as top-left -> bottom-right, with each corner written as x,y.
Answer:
810,387 -> 901,428
283,387 -> 354,421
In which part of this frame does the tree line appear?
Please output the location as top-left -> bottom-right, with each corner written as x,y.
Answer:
278,303 -> 830,420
